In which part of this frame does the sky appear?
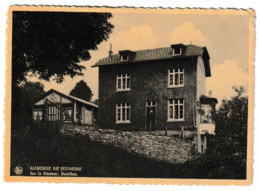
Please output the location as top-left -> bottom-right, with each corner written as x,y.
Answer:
28,11 -> 249,104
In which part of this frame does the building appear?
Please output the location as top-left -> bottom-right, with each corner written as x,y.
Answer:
32,89 -> 98,125
93,43 -> 217,153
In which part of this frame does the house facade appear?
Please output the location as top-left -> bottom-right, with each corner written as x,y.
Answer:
93,44 -> 217,153
32,89 -> 98,125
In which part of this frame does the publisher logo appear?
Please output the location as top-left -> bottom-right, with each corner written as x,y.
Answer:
14,166 -> 23,175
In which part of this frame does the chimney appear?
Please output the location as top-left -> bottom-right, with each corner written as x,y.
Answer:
108,44 -> 113,57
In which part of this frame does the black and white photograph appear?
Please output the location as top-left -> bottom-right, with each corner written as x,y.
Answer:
4,6 -> 255,185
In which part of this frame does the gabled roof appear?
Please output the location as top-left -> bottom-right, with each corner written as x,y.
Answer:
32,89 -> 98,108
92,44 -> 211,77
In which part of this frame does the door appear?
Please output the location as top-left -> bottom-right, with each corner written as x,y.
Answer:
47,105 -> 59,121
146,101 -> 157,131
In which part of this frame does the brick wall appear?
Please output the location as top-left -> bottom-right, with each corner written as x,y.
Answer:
98,57 -> 198,131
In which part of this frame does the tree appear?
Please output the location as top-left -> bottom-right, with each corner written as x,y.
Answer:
190,86 -> 248,179
12,11 -> 114,84
211,86 -> 248,169
12,81 -> 45,129
69,80 -> 93,101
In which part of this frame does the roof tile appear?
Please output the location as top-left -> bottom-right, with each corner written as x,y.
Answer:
92,45 -> 205,67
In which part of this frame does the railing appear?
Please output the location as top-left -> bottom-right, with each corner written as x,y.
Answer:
198,123 -> 215,135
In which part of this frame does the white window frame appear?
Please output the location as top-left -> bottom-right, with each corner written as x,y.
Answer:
167,99 -> 185,122
33,110 -> 43,121
172,47 -> 182,56
116,103 -> 131,124
120,55 -> 129,61
168,68 -> 184,88
116,73 -> 131,91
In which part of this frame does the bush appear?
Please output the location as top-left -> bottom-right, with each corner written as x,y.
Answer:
29,121 -> 62,139
186,86 -> 248,179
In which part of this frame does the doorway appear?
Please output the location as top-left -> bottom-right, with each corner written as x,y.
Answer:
146,101 -> 157,131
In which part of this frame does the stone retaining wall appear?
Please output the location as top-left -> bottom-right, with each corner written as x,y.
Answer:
61,125 -> 195,163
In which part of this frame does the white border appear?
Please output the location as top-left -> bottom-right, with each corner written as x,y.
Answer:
0,1 -> 258,190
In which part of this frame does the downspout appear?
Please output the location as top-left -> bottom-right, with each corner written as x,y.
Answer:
194,56 -> 202,153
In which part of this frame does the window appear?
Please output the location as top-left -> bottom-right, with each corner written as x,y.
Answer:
116,73 -> 131,91
168,99 -> 184,121
120,55 -> 129,61
168,68 -> 184,87
173,47 -> 182,56
146,101 -> 157,107
33,110 -> 43,121
62,108 -> 72,121
201,104 -> 212,123
116,103 -> 130,123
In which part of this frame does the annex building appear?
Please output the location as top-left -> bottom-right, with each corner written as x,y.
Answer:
32,89 -> 98,126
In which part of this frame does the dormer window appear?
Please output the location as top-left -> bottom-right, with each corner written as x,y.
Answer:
119,50 -> 136,62
171,44 -> 183,56
121,55 -> 129,61
173,47 -> 182,56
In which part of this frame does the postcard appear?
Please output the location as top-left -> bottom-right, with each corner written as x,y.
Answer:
4,6 -> 255,185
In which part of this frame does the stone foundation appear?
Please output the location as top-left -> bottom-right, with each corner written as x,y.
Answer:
61,125 -> 196,163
